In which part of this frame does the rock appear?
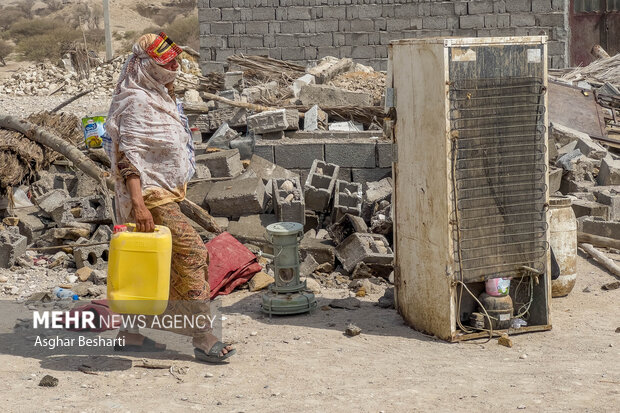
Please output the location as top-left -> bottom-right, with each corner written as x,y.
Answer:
301,277 -> 321,294
329,297 -> 361,310
65,274 -> 78,283
75,267 -> 93,282
316,262 -> 333,273
344,323 -> 362,337
300,254 -> 319,278
250,331 -> 258,336
91,270 -> 107,285
602,281 -> 620,290
248,272 -> 274,292
0,275 -> 8,283
520,354 -> 528,359
51,227 -> 91,241
378,287 -> 395,308
39,375 -> 59,387
205,372 -> 215,378
498,334 -> 513,348
2,217 -> 19,226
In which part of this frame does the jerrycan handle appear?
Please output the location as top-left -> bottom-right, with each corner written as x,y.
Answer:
120,223 -> 162,233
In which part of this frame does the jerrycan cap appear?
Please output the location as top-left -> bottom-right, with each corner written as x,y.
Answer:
113,225 -> 128,233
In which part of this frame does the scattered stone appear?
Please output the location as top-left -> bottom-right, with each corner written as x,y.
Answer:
498,334 -> 513,348
329,297 -> 361,310
75,267 -> 94,282
520,354 -> 528,360
248,272 -> 274,292
344,323 -> 362,337
39,375 -> 59,387
205,372 -> 215,378
301,277 -> 321,294
378,287 -> 395,308
2,217 -> 19,226
602,281 -> 620,290
0,275 -> 8,283
250,331 -> 258,336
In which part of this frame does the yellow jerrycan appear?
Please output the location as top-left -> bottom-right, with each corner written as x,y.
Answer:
107,224 -> 172,315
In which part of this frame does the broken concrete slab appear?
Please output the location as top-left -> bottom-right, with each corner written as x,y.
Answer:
195,148 -> 243,179
303,105 -> 328,132
300,237 -> 336,266
50,195 -> 112,225
224,71 -> 243,91
304,160 -> 339,212
597,158 -> 620,186
549,167 -> 563,194
328,213 -> 369,245
581,217 -> 620,239
242,81 -> 278,103
247,109 -> 299,134
335,232 -> 394,273
592,188 -> 620,221
292,73 -> 316,98
300,254 -> 319,278
272,178 -> 305,224
36,189 -> 70,215
207,122 -> 240,150
186,181 -> 214,208
247,155 -> 299,183
205,178 -> 267,218
571,198 -> 609,220
299,84 -> 372,107
230,134 -> 255,160
194,107 -> 247,132
227,214 -> 278,246
556,141 -> 577,159
576,133 -> 607,160
307,56 -> 354,84
14,206 -> 46,243
328,121 -> 364,132
0,229 -> 27,268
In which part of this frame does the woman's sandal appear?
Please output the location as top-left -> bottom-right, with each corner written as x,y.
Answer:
194,341 -> 236,363
114,337 -> 167,352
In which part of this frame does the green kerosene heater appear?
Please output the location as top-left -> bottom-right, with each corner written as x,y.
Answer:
261,222 -> 317,315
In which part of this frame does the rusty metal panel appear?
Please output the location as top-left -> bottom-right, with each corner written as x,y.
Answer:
570,0 -> 620,66
548,80 -> 608,139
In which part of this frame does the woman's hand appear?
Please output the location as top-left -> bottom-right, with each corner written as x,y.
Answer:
133,204 -> 155,233
126,175 -> 154,232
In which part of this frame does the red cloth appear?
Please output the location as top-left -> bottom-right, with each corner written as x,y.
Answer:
206,232 -> 262,298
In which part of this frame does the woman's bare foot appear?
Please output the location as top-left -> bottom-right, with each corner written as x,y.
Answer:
116,331 -> 166,350
192,333 -> 234,356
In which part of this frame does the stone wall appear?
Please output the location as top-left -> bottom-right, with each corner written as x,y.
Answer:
198,0 -> 569,73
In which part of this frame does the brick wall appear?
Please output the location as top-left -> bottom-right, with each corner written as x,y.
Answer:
198,0 -> 569,73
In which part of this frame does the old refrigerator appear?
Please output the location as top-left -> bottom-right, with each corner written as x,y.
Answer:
388,37 -> 551,341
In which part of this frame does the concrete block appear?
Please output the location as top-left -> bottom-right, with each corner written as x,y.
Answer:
332,180 -> 363,223
327,213 -> 369,245
597,158 -> 620,186
307,57 -> 354,83
571,199 -> 609,220
224,71 -> 244,91
253,141 -> 275,163
352,168 -> 392,185
549,166 -> 563,194
205,178 -> 266,218
207,122 -> 239,150
575,133 -> 607,160
303,105 -> 328,132
299,84 -> 372,107
247,109 -> 299,134
335,232 -> 393,273
0,229 -> 27,268
593,188 -> 620,221
74,243 -> 110,271
338,167 -> 352,182
328,121 -> 364,132
14,206 -> 46,243
325,142 -> 376,168
241,81 -> 278,103
274,142 -> 324,169
230,134 -> 255,160
51,196 -> 112,225
285,131 -> 382,140
195,107 -> 247,132
259,131 -> 286,140
304,160 -> 340,212
36,189 -> 70,215
90,225 -> 113,243
195,149 -> 243,178
227,214 -> 278,246
272,177 -> 305,224
292,74 -> 316,98
247,154 -> 299,183
581,217 -> 620,239
186,181 -> 214,209
300,237 -> 336,266
376,141 -> 393,168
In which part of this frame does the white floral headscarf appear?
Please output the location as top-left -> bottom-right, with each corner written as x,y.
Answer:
104,35 -> 194,223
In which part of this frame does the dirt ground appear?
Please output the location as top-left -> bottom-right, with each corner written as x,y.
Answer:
0,253 -> 618,412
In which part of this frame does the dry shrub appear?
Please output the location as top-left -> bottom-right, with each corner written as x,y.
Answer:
16,28 -> 82,61
0,8 -> 28,30
0,40 -> 14,64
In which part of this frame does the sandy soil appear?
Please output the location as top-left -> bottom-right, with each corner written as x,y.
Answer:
0,253 -> 618,412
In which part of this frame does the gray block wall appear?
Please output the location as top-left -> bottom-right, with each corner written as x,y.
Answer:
198,0 -> 569,73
